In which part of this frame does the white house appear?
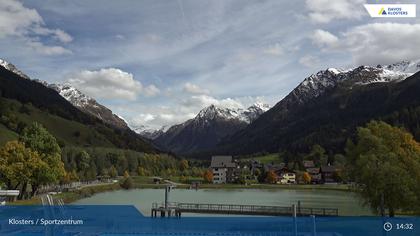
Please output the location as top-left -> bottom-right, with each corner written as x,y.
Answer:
210,156 -> 239,184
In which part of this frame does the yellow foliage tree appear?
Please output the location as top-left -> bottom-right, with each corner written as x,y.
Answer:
0,141 -> 47,199
202,170 -> 213,183
303,172 -> 312,184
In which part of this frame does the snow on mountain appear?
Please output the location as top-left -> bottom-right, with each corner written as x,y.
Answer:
383,60 -> 420,74
0,59 -> 30,79
48,83 -> 129,129
133,125 -> 168,140
195,103 -> 270,124
49,84 -> 93,108
286,60 -> 420,107
154,103 -> 270,153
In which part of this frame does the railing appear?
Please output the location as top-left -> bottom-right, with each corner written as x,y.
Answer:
152,202 -> 338,216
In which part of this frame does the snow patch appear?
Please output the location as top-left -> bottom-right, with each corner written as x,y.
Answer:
0,59 -> 30,79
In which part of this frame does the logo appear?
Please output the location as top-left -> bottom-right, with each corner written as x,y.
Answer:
378,7 -> 387,15
364,4 -> 416,18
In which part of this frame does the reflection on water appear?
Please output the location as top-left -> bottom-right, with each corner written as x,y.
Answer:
74,188 -> 373,216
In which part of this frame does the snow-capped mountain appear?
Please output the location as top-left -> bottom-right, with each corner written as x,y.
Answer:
133,125 -> 168,140
218,60 -> 420,155
48,83 -> 129,129
196,103 -> 270,124
0,59 -> 129,130
154,103 -> 270,154
383,60 -> 420,73
0,59 -> 30,79
282,60 -> 420,108
0,60 -> 156,153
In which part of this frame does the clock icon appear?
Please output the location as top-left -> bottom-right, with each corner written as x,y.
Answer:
384,222 -> 393,232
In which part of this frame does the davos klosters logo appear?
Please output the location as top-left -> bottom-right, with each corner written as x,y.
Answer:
364,4 -> 416,18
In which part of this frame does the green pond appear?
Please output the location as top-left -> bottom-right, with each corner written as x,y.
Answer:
73,188 -> 373,216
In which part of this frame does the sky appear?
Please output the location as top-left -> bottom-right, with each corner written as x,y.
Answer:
1,0 -> 420,129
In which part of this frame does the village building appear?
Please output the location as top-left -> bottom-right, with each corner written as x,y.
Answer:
321,165 -> 338,183
277,168 -> 296,184
303,160 -> 315,168
306,167 -> 322,184
210,156 -> 239,184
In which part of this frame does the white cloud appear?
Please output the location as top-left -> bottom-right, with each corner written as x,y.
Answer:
67,68 -> 143,100
314,23 -> 420,65
310,29 -> 338,47
144,84 -> 160,97
126,94 -> 257,129
26,40 -> 72,55
130,113 -> 156,126
182,94 -> 244,110
183,82 -> 209,94
306,0 -> 366,24
52,29 -> 73,43
299,55 -> 320,68
0,0 -> 42,37
128,110 -> 195,130
67,68 -> 161,100
0,0 -> 72,54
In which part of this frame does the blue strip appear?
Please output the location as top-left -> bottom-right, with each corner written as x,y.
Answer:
0,205 -> 418,236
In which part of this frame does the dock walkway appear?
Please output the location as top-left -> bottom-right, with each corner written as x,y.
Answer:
151,202 -> 338,217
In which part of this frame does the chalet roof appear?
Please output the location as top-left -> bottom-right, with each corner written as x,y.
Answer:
306,167 -> 320,174
303,160 -> 315,168
210,156 -> 236,168
264,163 -> 285,171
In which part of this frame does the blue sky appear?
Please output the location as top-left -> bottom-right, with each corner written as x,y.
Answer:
1,0 -> 420,129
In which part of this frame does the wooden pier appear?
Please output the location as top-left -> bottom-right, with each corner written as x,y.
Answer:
151,202 -> 338,218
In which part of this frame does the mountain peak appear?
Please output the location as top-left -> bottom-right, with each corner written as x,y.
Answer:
195,103 -> 270,124
248,102 -> 270,111
49,83 -> 94,108
0,58 -> 30,79
383,59 -> 420,73
197,104 -> 237,120
288,60 -> 420,107
133,125 -> 167,140
47,82 -> 128,129
155,103 -> 269,154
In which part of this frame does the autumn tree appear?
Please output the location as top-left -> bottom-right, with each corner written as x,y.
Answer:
346,121 -> 420,216
19,122 -> 65,195
120,170 -> 133,189
265,170 -> 277,184
303,172 -> 312,184
202,170 -> 213,183
0,141 -> 47,199
180,159 -> 189,172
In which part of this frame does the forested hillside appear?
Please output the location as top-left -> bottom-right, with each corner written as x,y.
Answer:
0,66 -> 157,153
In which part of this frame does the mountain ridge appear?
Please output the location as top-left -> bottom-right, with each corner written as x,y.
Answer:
215,60 -> 420,156
48,83 -> 129,130
0,61 -> 157,153
154,103 -> 270,154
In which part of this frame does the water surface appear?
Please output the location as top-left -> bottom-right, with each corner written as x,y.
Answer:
74,188 -> 373,216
